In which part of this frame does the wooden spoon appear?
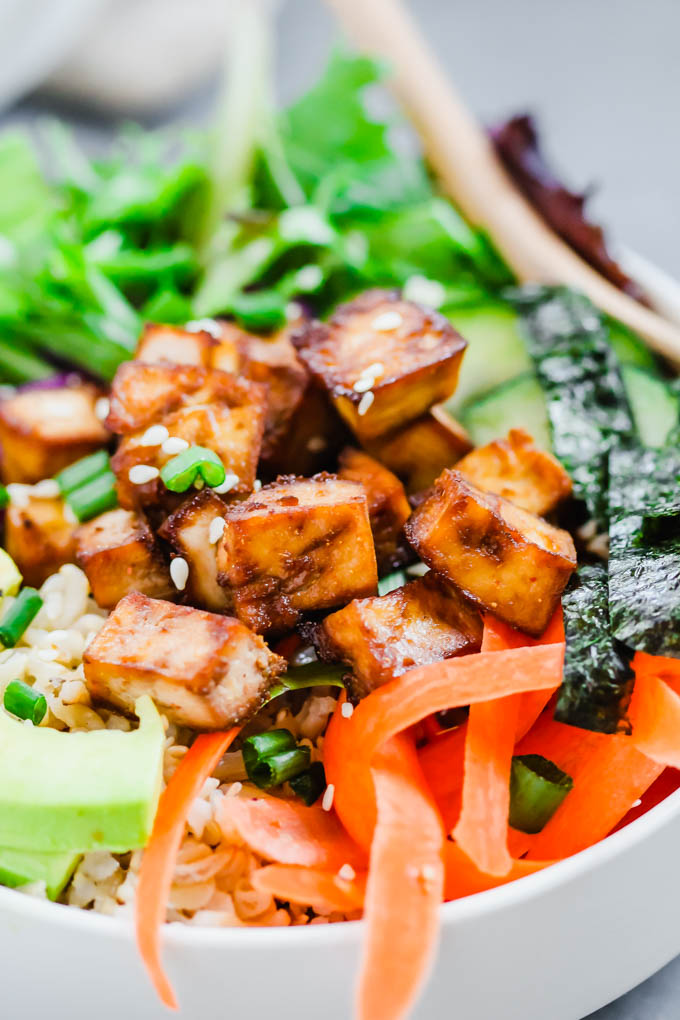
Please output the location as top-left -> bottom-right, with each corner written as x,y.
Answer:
326,0 -> 680,366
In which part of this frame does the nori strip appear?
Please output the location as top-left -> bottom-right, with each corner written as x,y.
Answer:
513,286 -> 634,528
555,564 -> 633,734
609,446 -> 680,657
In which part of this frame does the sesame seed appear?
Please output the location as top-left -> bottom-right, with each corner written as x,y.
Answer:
162,436 -> 190,455
209,516 -> 226,544
32,479 -> 60,499
139,424 -> 169,447
128,465 -> 160,485
364,362 -> 384,377
226,781 -> 243,798
341,702 -> 354,719
185,318 -> 222,339
94,397 -> 110,421
306,436 -> 327,452
357,391 -> 375,417
253,479 -> 262,492
170,557 -> 189,591
285,301 -> 304,322
632,799 -> 642,808
213,473 -> 240,495
371,310 -> 402,331
352,375 -> 376,394
321,784 -> 335,812
6,484 -> 32,508
337,863 -> 356,882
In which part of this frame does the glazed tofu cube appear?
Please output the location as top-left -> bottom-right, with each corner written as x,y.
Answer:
159,490 -> 232,613
338,448 -> 411,572
0,387 -> 109,484
319,573 -> 483,700
264,384 -> 350,477
404,470 -> 576,635
83,593 -> 285,730
295,290 -> 467,441
456,428 -> 572,517
216,475 -> 378,634
236,330 -> 309,461
365,405 -> 472,494
5,497 -> 76,587
75,508 -> 174,609
135,323 -> 216,367
108,363 -> 266,508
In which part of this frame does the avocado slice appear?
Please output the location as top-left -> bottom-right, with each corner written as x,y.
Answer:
0,549 -> 22,600
0,696 -> 164,853
0,846 -> 80,900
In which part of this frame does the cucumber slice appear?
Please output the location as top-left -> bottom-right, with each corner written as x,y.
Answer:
460,373 -> 551,450
444,304 -> 532,414
622,363 -> 679,447
607,318 -> 661,373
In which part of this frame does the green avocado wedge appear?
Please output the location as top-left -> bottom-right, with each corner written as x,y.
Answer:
0,696 -> 164,854
0,846 -> 80,900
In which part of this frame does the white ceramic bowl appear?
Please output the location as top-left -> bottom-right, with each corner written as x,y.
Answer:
2,253 -> 678,1020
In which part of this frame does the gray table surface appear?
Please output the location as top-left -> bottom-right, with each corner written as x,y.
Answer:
2,1 -> 679,1016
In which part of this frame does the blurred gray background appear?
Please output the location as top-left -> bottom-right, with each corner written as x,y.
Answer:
2,0 -> 679,1016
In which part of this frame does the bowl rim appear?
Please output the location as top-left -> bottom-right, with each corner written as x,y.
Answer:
2,780 -> 679,949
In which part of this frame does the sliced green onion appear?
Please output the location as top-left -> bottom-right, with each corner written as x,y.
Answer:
290,761 -> 326,805
267,663 -> 345,702
0,484 -> 8,510
0,588 -> 43,648
3,679 -> 47,725
55,450 -> 110,496
65,470 -> 118,522
242,729 -> 296,775
509,754 -> 573,834
227,290 -> 287,333
160,446 -> 226,493
247,747 -> 312,789
378,570 -> 407,596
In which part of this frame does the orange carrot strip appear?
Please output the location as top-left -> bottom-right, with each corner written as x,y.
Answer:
136,729 -> 239,1010
325,643 -> 565,850
453,694 -> 520,876
251,864 -> 366,913
508,714 -> 663,861
629,660 -> 680,768
217,793 -> 366,870
358,734 -> 445,1020
453,613 -> 546,876
442,840 -> 552,900
612,767 -> 680,833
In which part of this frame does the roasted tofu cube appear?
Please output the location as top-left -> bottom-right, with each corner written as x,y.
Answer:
236,330 -> 309,461
365,404 -> 472,494
83,593 -> 285,730
159,490 -> 231,613
108,363 -> 266,509
264,384 -> 350,477
404,470 -> 576,635
216,475 -> 378,634
319,573 -> 482,700
0,387 -> 109,484
338,448 -> 411,571
294,289 -> 466,441
135,323 -> 216,367
75,508 -> 174,609
456,428 -> 572,517
5,497 -> 77,586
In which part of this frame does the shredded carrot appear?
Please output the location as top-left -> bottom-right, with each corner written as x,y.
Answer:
358,734 -> 445,1020
612,768 -> 680,833
453,614 -> 541,877
217,793 -> 366,871
508,714 -> 663,860
630,654 -> 680,768
251,864 -> 366,914
443,840 -> 552,900
135,729 -> 239,1010
325,643 -> 565,851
